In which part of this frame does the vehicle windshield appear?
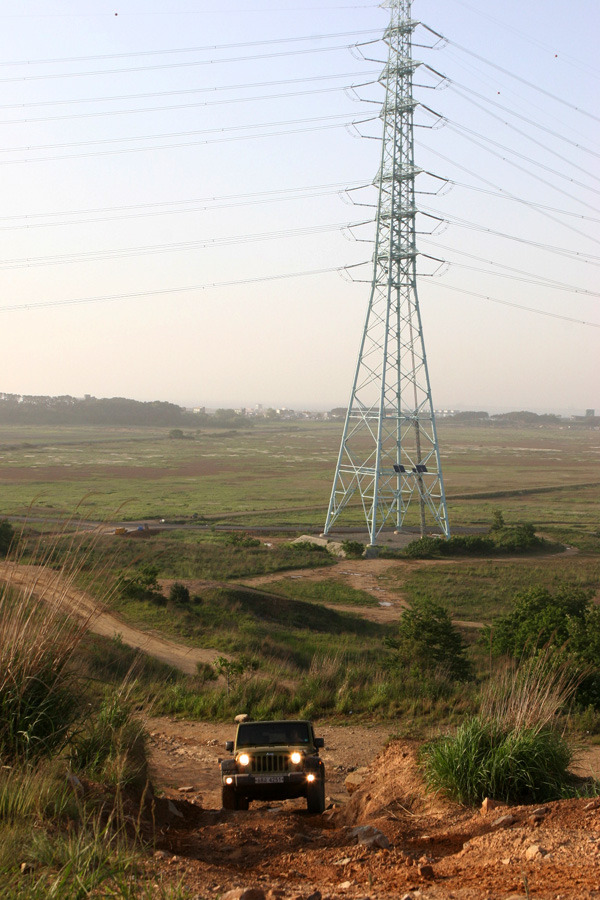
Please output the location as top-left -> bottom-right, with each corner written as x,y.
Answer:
236,722 -> 310,748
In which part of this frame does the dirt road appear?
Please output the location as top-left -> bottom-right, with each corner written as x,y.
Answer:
0,562 -> 218,675
144,717 -> 600,900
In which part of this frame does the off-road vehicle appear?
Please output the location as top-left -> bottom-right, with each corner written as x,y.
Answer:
221,719 -> 325,813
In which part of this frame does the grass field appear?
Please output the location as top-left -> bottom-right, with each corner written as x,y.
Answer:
2,418 -> 599,729
1,421 -> 598,535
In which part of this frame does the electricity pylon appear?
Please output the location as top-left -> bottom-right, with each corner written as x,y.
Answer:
323,0 -> 450,546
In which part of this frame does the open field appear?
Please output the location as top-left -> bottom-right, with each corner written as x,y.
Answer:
0,421 -> 598,537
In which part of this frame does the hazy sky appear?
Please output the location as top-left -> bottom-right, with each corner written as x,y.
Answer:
1,0 -> 598,414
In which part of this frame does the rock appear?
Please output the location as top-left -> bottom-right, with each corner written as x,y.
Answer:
154,850 -> 170,859
234,713 -> 251,724
333,857 -> 352,866
177,785 -> 195,793
338,882 -> 352,891
349,825 -> 391,850
344,767 -> 369,794
167,800 -> 184,819
492,814 -> 516,829
306,893 -> 322,900
418,864 -> 434,879
528,813 -> 544,827
525,844 -> 545,861
584,799 -> 600,811
531,806 -> 548,816
480,797 -> 496,816
221,890 -> 266,900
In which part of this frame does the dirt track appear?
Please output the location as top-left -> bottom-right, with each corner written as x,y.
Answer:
3,561 -> 600,897
0,562 -> 218,674
146,718 -> 600,900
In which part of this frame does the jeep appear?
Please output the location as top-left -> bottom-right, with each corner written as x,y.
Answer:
221,719 -> 325,813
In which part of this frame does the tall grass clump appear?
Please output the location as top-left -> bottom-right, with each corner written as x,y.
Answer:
0,557 -> 92,761
70,680 -> 149,788
421,649 -> 580,805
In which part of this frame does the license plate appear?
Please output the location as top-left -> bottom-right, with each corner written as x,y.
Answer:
254,775 -> 284,784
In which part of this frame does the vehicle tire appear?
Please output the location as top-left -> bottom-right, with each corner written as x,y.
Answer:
306,777 -> 325,814
222,785 -> 237,810
237,796 -> 249,810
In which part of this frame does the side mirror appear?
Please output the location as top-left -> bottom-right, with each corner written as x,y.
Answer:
314,737 -> 324,749
225,741 -> 234,752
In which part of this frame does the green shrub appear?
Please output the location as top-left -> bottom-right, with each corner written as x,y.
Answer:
421,648 -> 580,804
403,520 -> 546,560
403,536 -> 443,558
225,532 -> 261,548
341,540 -> 365,559
387,597 -> 472,682
492,585 -> 590,657
169,582 -> 190,604
421,717 -> 572,805
117,565 -> 164,604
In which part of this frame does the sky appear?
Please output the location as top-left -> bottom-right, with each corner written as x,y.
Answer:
0,0 -> 598,415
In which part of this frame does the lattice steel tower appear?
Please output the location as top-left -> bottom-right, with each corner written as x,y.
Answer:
323,0 -> 450,546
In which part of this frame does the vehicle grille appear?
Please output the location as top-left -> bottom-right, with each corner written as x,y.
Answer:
250,754 -> 289,774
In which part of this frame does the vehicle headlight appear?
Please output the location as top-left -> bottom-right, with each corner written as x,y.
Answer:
306,773 -> 316,783
225,776 -> 233,785
238,753 -> 250,767
290,752 -> 302,765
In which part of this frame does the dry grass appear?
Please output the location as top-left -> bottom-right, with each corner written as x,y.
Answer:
0,511 -> 112,760
480,648 -> 582,734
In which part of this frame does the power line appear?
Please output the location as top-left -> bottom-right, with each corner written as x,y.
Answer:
0,181 -> 366,230
443,76 -> 600,159
0,81 -> 376,127
0,41 -> 366,85
433,281 -> 600,328
420,207 -> 600,267
422,25 -> 600,124
423,239 -> 600,297
0,266 -> 346,314
0,116 -> 376,166
0,70 -> 379,112
1,28 -> 382,68
0,220 -> 368,269
3,263 -> 598,328
421,144 -> 600,247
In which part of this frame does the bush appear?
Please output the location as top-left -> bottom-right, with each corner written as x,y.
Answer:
403,536 -> 444,559
403,519 -> 546,560
387,598 -> 472,682
225,532 -> 261,548
492,585 -> 590,657
341,540 -> 365,559
169,581 -> 190,604
491,584 -> 600,708
421,649 -> 580,804
421,717 -> 572,805
117,565 -> 164,604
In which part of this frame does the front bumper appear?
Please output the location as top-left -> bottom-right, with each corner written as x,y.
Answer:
223,771 -> 315,799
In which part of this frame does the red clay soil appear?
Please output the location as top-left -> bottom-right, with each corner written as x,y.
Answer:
143,718 -> 600,900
